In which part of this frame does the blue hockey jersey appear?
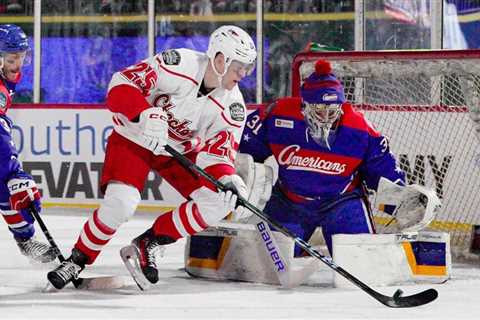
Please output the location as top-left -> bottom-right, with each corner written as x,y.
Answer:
0,76 -> 28,210
239,97 -> 405,202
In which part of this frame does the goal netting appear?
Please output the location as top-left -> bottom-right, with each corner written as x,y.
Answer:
291,50 -> 480,259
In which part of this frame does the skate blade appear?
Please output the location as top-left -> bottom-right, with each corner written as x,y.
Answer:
120,245 -> 152,291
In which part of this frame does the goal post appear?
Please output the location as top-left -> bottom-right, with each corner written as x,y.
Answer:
291,50 -> 480,259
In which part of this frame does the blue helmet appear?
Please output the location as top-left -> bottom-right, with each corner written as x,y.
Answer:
0,24 -> 29,54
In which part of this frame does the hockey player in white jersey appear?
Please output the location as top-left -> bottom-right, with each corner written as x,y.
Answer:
47,25 -> 256,290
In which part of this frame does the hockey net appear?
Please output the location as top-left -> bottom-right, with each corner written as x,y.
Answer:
291,50 -> 480,260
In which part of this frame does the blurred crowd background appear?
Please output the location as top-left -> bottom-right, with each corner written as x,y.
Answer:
1,0 -> 478,104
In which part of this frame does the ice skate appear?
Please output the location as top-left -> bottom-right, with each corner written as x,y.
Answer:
120,228 -> 174,290
47,248 -> 88,290
16,237 -> 58,263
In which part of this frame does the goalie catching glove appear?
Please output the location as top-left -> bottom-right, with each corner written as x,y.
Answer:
375,177 -> 442,232
113,107 -> 169,155
231,153 -> 274,221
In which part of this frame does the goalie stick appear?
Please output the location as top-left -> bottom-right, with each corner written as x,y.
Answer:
164,145 -> 438,308
29,207 -> 129,290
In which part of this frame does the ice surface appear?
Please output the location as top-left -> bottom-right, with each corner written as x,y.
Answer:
0,211 -> 479,320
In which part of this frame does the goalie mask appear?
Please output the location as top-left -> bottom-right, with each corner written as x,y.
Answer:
206,25 -> 256,84
301,60 -> 345,149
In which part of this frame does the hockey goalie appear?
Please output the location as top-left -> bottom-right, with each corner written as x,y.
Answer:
185,60 -> 447,287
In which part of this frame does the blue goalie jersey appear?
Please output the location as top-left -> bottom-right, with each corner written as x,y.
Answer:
239,97 -> 405,203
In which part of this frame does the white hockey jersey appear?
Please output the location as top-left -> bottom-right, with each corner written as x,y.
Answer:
107,48 -> 247,177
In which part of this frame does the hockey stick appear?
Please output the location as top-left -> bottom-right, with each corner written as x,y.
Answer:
29,207 -> 129,290
164,145 -> 438,308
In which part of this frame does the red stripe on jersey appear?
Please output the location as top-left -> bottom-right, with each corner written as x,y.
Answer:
345,174 -> 362,193
221,112 -> 242,128
208,96 -> 224,111
152,210 -> 183,240
112,116 -> 122,126
271,143 -> 362,177
204,163 -> 236,181
340,103 -> 381,137
191,203 -> 209,229
178,202 -> 196,235
208,96 -> 242,128
157,61 -> 199,86
2,213 -> 24,225
195,163 -> 235,191
93,210 -> 116,235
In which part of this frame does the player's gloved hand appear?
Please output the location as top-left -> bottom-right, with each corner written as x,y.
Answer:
137,107 -> 169,155
219,174 -> 251,220
190,186 -> 239,224
8,176 -> 41,223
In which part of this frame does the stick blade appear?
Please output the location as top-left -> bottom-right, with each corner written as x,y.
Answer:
43,276 -> 132,292
75,276 -> 133,290
377,288 -> 438,308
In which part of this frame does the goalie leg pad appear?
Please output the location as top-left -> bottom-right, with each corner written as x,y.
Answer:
185,221 -> 321,287
332,232 -> 451,288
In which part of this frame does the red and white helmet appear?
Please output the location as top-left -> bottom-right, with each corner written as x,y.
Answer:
206,25 -> 256,77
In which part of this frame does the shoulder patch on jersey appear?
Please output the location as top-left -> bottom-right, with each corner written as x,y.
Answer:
0,92 -> 7,112
0,117 -> 10,133
274,119 -> 294,129
229,102 -> 245,122
162,49 -> 181,65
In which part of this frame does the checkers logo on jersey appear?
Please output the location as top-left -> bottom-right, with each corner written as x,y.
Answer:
162,49 -> 181,65
229,102 -> 245,121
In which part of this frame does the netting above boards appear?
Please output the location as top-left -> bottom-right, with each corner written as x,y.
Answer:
291,50 -> 480,258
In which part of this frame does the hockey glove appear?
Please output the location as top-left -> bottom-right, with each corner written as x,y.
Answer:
190,186 -> 239,224
137,108 -> 169,155
375,177 -> 441,232
393,184 -> 441,232
114,107 -> 169,155
8,176 -> 41,224
219,174 -> 251,221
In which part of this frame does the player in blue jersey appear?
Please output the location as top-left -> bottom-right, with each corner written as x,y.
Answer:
239,59 -> 432,256
0,24 -> 57,263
